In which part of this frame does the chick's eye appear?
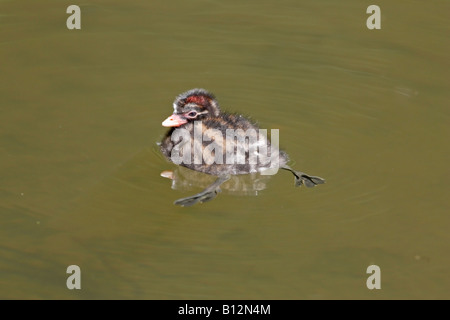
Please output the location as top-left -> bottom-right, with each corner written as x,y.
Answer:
187,111 -> 197,118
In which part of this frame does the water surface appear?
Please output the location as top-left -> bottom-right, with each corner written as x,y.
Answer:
0,0 -> 449,299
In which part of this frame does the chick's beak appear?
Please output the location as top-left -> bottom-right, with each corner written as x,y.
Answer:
162,114 -> 187,127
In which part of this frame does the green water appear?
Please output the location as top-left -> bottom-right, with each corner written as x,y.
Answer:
0,0 -> 449,299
